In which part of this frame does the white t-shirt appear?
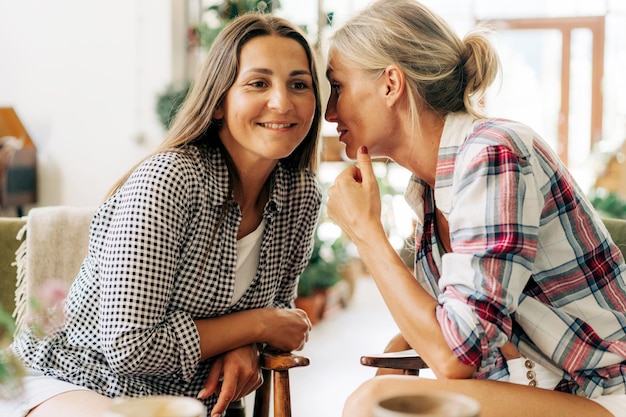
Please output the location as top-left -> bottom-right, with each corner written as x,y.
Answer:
232,219 -> 266,304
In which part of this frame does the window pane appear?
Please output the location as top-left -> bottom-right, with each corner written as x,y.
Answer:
568,28 -> 592,172
486,29 -> 562,154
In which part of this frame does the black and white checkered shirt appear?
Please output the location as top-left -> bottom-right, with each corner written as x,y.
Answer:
12,145 -> 322,411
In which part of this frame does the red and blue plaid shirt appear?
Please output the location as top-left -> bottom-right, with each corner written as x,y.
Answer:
406,112 -> 626,398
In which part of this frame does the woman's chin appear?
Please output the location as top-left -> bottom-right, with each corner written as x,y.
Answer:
343,145 -> 358,161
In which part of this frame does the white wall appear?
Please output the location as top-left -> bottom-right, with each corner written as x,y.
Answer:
0,0 -> 176,210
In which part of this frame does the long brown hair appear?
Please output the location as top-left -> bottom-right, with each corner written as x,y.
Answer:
107,13 -> 322,198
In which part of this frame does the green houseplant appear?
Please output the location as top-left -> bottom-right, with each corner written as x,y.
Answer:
155,80 -> 191,130
296,231 -> 347,324
298,236 -> 344,297
0,304 -> 23,399
191,0 -> 278,49
590,190 -> 626,219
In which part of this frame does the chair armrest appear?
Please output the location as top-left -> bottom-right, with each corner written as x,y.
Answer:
254,347 -> 309,417
260,347 -> 310,371
360,349 -> 428,375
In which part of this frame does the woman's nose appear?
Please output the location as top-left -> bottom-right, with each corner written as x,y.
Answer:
268,87 -> 294,113
325,97 -> 337,122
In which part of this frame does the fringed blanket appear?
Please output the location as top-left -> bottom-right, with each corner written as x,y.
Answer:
13,206 -> 95,335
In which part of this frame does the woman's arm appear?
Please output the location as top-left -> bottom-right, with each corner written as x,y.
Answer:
327,148 -> 475,379
99,153 -> 211,379
351,218 -> 476,378
439,142 -> 539,377
194,307 -> 310,359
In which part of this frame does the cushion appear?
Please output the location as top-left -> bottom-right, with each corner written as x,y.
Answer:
13,206 -> 94,334
0,217 -> 26,314
602,217 -> 626,259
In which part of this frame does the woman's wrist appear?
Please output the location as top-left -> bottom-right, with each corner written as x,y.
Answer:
350,221 -> 388,250
252,308 -> 270,344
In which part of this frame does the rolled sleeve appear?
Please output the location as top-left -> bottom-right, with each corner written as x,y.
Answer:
438,143 -> 540,376
167,309 -> 202,381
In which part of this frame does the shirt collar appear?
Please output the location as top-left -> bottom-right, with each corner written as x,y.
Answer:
404,112 -> 478,226
205,146 -> 289,214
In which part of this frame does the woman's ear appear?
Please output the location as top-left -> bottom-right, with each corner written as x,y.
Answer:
383,65 -> 405,106
213,104 -> 224,120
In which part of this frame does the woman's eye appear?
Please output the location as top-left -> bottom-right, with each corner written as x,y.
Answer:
291,81 -> 310,90
331,82 -> 341,93
248,81 -> 267,88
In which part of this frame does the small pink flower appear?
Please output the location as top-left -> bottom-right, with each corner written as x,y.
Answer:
37,279 -> 69,308
28,279 -> 70,337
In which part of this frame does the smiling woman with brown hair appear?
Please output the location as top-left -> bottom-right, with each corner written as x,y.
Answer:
3,13 -> 323,417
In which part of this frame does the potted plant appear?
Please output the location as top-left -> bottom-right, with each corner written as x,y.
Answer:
191,0 -> 277,49
0,278 -> 69,398
295,230 -> 347,324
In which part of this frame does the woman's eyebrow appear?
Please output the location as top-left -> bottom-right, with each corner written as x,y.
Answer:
242,68 -> 312,76
291,69 -> 312,77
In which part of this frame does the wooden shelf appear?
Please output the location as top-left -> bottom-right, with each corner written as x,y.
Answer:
0,107 -> 37,212
322,136 -> 346,162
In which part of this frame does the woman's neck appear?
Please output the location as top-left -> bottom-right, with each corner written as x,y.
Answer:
232,173 -> 272,239
394,111 -> 445,188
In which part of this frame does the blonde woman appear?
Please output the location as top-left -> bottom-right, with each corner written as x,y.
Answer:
324,1 -> 626,416
5,13 -> 322,417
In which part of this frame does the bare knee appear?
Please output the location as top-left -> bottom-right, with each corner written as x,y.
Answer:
343,378 -> 380,417
27,390 -> 113,417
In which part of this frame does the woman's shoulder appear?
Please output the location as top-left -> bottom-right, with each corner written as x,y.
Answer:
276,164 -> 322,203
463,117 -> 540,159
122,146 -> 211,197
146,145 -> 205,166
292,166 -> 322,196
138,146 -> 207,177
473,117 -> 537,136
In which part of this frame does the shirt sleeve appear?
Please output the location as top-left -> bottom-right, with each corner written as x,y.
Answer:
437,143 -> 542,377
98,153 -> 201,381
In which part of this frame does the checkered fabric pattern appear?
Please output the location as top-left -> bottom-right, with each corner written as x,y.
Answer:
405,112 -> 626,399
11,144 -> 322,411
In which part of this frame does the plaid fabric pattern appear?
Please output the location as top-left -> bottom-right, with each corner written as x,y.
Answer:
11,145 -> 322,410
405,112 -> 626,398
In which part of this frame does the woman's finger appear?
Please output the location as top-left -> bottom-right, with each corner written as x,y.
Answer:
355,146 -> 375,187
210,373 -> 237,417
197,356 -> 224,399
